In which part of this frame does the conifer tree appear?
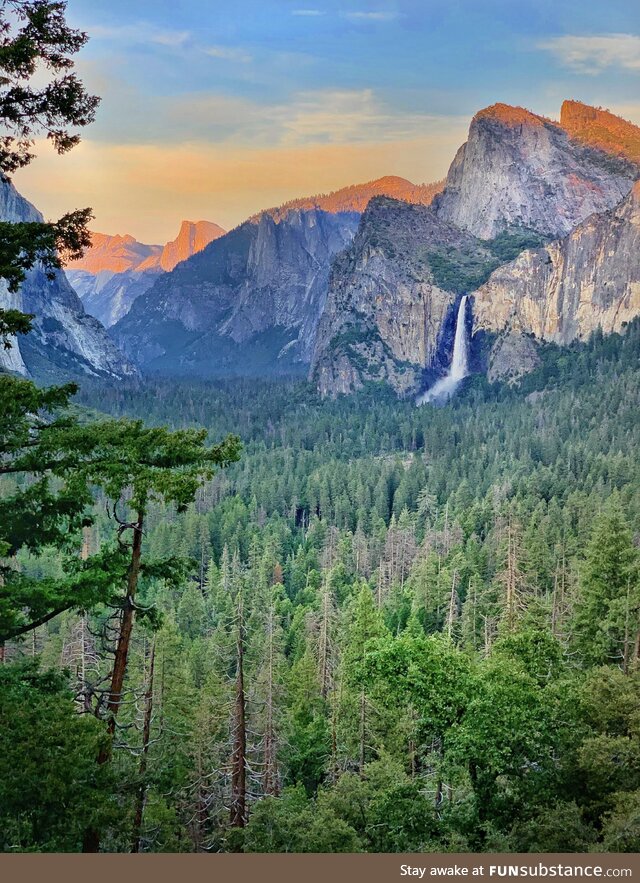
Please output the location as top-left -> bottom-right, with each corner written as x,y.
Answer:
573,499 -> 639,668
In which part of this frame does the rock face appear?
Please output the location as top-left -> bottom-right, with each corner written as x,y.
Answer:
67,232 -> 161,274
311,101 -> 640,397
111,176 -> 443,376
112,209 -> 360,376
434,104 -> 636,239
486,332 -> 541,384
310,197 -> 496,396
473,181 -> 640,370
68,220 -> 226,327
0,177 -> 137,381
138,220 -> 226,272
66,267 -> 162,328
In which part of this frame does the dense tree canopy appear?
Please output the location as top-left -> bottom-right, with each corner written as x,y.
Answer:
3,322 -> 639,852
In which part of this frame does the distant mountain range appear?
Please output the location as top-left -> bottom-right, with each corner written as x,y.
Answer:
66,220 -> 226,328
4,99 -> 640,394
0,176 -> 137,381
108,176 -> 443,375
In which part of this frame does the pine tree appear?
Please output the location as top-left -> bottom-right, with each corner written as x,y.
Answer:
573,500 -> 639,668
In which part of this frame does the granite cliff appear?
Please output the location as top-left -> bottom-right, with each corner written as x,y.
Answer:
0,176 -> 137,381
310,197 -> 495,396
433,103 -> 636,239
111,176 -> 441,377
311,101 -> 640,397
473,180 -> 640,380
112,208 -> 360,376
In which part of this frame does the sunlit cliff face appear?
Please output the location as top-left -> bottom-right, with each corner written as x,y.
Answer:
68,220 -> 226,275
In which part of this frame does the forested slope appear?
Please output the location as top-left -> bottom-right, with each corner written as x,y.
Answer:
2,324 -> 638,852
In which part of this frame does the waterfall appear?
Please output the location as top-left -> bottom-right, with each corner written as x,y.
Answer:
416,295 -> 469,405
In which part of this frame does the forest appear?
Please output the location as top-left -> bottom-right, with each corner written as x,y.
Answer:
3,320 -> 640,852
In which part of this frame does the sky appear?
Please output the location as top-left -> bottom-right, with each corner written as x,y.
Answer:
14,0 -> 640,243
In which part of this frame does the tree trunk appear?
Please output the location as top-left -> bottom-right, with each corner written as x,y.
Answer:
263,603 -> 279,797
131,640 -> 156,853
230,595 -> 247,828
359,689 -> 366,775
330,691 -> 339,784
83,510 -> 144,853
105,511 -> 144,739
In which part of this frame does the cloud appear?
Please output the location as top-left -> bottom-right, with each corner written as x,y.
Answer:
537,34 -> 640,74
89,23 -> 191,48
292,7 -> 398,21
204,45 -> 253,63
279,88 -> 442,143
342,11 -> 398,22
158,88 -> 460,149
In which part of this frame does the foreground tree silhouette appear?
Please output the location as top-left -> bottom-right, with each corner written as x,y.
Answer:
0,6 -> 244,852
77,422 -> 240,851
0,2 -> 104,649
0,0 -> 99,322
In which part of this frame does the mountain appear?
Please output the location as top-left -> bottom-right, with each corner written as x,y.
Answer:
310,196 -> 496,396
310,101 -> 639,397
433,103 -> 636,239
111,176 -> 442,376
137,220 -> 226,272
111,208 -> 361,376
260,175 -> 443,221
67,232 -> 161,274
0,177 -> 137,381
67,220 -> 226,327
473,180 -> 640,381
66,267 -> 163,329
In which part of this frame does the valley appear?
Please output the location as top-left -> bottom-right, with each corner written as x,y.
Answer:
2,6 -> 640,854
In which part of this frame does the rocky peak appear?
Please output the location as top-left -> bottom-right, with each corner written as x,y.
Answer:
560,100 -> 640,165
310,101 -> 640,399
69,219 -> 226,277
473,103 -> 549,129
434,101 -> 636,239
68,232 -> 162,274
68,219 -> 227,328
139,219 -> 226,272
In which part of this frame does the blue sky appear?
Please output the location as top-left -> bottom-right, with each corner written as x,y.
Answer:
17,0 -> 640,241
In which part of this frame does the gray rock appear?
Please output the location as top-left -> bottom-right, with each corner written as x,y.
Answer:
112,209 -> 360,376
473,181 -> 640,346
310,197 -> 495,397
434,104 -> 635,239
67,267 -> 162,328
0,176 -> 137,381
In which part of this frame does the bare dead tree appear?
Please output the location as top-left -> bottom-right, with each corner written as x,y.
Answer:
445,569 -> 460,640
229,582 -> 247,828
497,516 -> 530,632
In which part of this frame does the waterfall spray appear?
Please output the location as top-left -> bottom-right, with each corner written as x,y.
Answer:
417,295 -> 469,405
